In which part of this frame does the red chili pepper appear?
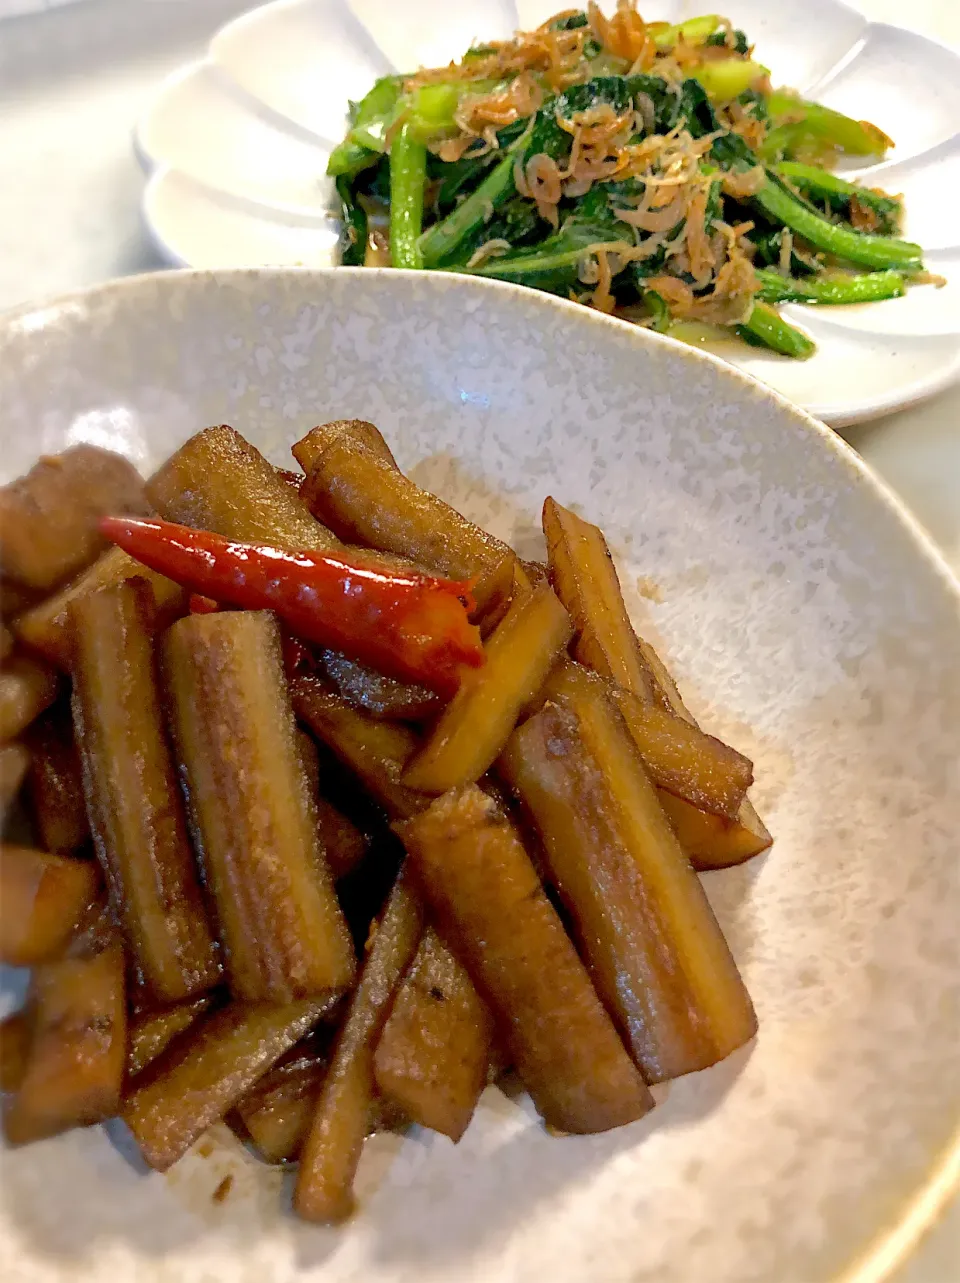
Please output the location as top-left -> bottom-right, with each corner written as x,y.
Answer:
100,516 -> 483,696
188,594 -> 221,615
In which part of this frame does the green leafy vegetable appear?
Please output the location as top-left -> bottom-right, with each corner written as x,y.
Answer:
327,6 -> 929,360
764,91 -> 891,158
738,302 -> 815,358
653,15 -> 722,48
389,125 -> 428,269
705,28 -> 749,55
755,267 -> 906,305
775,161 -> 902,233
335,176 -> 367,267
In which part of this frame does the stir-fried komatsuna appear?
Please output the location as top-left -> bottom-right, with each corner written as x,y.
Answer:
330,2 -> 937,358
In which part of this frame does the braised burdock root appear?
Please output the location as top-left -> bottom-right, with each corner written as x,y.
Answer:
500,695 -> 757,1082
402,580 -> 573,794
0,1012 -> 30,1093
294,729 -> 371,882
294,875 -> 424,1223
0,743 -> 31,817
292,419 -> 399,475
71,578 -> 220,1003
0,844 -> 99,968
0,444 -> 151,592
163,610 -> 356,1002
538,662 -> 753,822
1,416 -> 768,1226
0,656 -> 59,742
542,497 -> 771,869
13,546 -> 185,669
145,423 -> 343,552
397,788 -> 654,1135
299,435 -> 517,622
373,925 -> 495,1142
234,1042 -> 330,1164
25,708 -> 89,854
542,496 -> 659,704
4,938 -> 127,1146
124,995 -> 340,1172
292,678 -> 430,822
126,996 -> 218,1080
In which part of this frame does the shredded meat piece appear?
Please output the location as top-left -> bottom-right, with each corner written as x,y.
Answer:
456,73 -> 544,135
646,248 -> 759,325
586,245 -> 618,312
684,186 -> 716,286
406,18 -> 589,94
778,228 -> 794,275
719,99 -> 768,152
721,166 -> 765,199
848,195 -> 880,232
588,0 -> 656,69
515,153 -> 563,227
466,239 -> 513,268
557,103 -> 638,191
615,190 -> 688,233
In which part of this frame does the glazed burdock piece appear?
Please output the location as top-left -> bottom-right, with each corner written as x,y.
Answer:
0,655 -> 59,742
543,496 -> 770,866
629,636 -> 772,869
71,579 -> 220,1003
373,925 -> 495,1142
163,611 -> 356,1002
0,844 -> 99,967
316,649 -> 441,723
610,683 -> 752,820
397,787 -> 654,1134
126,995 -> 219,1079
0,577 -> 39,619
499,691 -> 758,1084
292,676 -> 430,823
660,791 -> 772,869
0,1011 -> 30,1092
542,496 -> 658,703
538,662 -> 753,821
295,875 -> 424,1223
0,623 -> 13,664
0,444 -> 151,592
234,1042 -> 329,1164
145,423 -> 342,551
294,729 -> 370,882
26,707 -> 90,853
13,544 -> 185,670
275,468 -> 304,496
0,742 -> 30,815
3,936 -> 127,1146
299,436 -> 517,622
291,684 -> 497,1151
402,580 -> 572,795
292,420 -> 399,474
123,994 -> 339,1171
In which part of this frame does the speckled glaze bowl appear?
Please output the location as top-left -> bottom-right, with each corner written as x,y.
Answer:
1,267 -> 958,1283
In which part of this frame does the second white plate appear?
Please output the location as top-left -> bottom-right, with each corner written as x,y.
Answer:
135,0 -> 960,426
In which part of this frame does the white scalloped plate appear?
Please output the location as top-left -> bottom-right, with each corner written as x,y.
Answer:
2,266 -> 960,1283
134,0 -> 960,427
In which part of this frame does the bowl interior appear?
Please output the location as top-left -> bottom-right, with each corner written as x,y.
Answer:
1,268 -> 958,1283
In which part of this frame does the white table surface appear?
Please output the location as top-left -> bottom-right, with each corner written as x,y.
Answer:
0,1 -> 957,1279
